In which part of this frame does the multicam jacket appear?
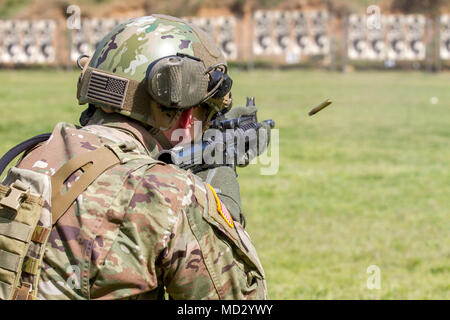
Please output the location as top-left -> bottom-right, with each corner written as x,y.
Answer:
15,110 -> 267,300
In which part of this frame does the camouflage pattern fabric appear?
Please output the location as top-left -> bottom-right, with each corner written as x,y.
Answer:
15,109 -> 266,300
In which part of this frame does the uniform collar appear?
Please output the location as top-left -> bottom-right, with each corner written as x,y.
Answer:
86,109 -> 160,156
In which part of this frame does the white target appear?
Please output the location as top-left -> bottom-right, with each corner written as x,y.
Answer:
440,15 -> 450,60
292,11 -> 309,56
308,11 -> 329,55
253,10 -> 273,55
272,11 -> 291,55
215,16 -> 237,60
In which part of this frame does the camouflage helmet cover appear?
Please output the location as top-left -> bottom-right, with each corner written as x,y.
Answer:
77,14 -> 229,127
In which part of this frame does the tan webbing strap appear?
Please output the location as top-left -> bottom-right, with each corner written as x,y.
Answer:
12,282 -> 32,300
0,280 -> 13,300
0,249 -> 21,272
51,147 -> 120,225
31,225 -> 51,244
0,219 -> 32,242
23,256 -> 40,275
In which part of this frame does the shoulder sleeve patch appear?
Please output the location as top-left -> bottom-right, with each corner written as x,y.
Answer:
207,184 -> 234,229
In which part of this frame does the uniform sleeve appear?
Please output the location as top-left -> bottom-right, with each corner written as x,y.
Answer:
158,176 -> 267,300
194,166 -> 243,225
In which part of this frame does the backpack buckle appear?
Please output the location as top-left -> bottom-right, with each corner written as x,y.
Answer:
0,181 -> 29,211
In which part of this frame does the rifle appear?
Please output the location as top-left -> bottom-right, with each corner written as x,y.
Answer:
156,97 -> 275,173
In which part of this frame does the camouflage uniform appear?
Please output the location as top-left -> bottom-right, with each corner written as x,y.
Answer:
15,109 -> 267,300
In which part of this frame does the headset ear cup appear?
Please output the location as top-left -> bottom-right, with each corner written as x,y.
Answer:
208,70 -> 232,98
147,56 -> 209,108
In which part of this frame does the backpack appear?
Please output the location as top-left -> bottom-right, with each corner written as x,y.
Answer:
0,134 -> 161,300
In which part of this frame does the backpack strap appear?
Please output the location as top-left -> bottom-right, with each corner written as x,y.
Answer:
50,146 -> 121,225
51,141 -> 164,225
0,133 -> 51,177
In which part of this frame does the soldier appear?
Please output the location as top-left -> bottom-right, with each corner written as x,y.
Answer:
4,15 -> 266,300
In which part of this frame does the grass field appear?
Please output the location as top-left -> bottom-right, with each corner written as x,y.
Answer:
0,69 -> 449,299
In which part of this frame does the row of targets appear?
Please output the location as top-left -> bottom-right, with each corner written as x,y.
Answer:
69,14 -> 450,63
252,10 -> 330,59
1,14 -> 450,66
347,14 -> 427,61
0,20 -> 56,64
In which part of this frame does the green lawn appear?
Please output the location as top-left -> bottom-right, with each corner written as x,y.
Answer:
0,69 -> 449,299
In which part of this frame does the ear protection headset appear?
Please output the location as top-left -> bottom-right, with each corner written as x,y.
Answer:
147,52 -> 232,109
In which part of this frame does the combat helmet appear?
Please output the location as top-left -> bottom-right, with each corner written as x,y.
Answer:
77,14 -> 233,129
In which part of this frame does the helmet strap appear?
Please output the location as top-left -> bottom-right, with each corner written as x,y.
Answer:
148,127 -> 173,150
